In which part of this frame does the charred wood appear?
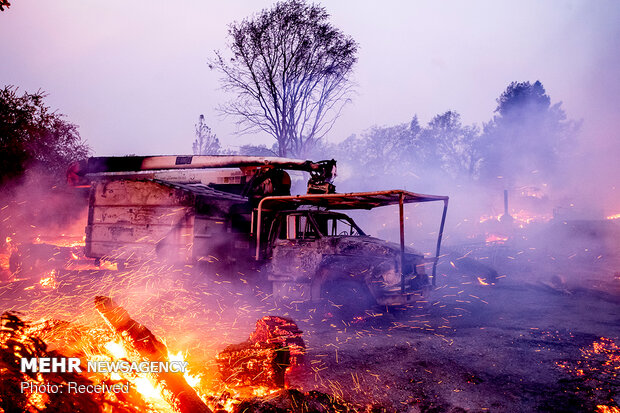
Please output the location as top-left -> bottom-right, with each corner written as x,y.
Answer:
94,296 -> 211,413
216,316 -> 305,389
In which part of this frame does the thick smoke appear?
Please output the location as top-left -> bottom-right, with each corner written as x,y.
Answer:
0,170 -> 89,245
311,80 -> 618,287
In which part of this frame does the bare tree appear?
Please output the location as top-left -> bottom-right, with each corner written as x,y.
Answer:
210,0 -> 357,158
192,114 -> 221,155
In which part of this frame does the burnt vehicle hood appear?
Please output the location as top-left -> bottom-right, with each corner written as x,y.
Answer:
269,234 -> 431,304
325,236 -> 421,258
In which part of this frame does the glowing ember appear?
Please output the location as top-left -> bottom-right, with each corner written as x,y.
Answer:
511,210 -> 553,227
596,404 -> 620,413
479,214 -> 500,224
133,377 -> 163,400
39,270 -> 57,289
597,406 -> 620,413
250,386 -> 277,398
485,234 -> 508,243
104,340 -> 127,359
557,337 -> 620,411
479,210 -> 552,227
32,235 -> 86,248
477,277 -> 490,286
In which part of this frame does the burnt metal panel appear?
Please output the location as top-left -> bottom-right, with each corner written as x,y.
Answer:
86,179 -> 196,261
89,223 -> 193,244
93,180 -> 195,206
91,205 -> 191,226
86,178 -> 252,263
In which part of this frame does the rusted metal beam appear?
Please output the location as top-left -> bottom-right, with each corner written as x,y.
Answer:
432,199 -> 449,286
256,190 -> 449,211
399,192 -> 406,294
83,156 -> 336,179
255,205 -> 263,260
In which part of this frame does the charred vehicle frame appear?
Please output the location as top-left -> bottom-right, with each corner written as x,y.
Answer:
69,155 -> 449,307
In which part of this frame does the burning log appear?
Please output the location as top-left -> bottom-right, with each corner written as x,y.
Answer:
216,316 -> 305,389
217,341 -> 289,389
94,296 -> 211,413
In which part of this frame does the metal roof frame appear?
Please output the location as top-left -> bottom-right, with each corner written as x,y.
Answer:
255,189 -> 448,211
254,190 -> 449,289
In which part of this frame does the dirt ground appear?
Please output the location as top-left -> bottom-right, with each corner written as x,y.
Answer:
288,249 -> 620,413
1,240 -> 619,413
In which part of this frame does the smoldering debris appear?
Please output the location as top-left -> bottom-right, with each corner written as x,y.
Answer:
217,316 -> 305,389
0,306 -> 364,413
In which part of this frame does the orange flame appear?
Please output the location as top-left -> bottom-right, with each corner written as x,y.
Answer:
39,270 -> 57,289
168,349 -> 202,388
597,406 -> 620,413
485,234 -> 508,243
479,210 -> 552,227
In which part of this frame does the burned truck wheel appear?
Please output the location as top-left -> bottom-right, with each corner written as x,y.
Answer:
321,279 -> 375,319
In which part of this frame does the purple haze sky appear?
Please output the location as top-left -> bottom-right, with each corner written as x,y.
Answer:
1,0 -> 619,167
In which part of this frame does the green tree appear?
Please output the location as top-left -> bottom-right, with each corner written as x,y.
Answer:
478,81 -> 579,185
0,86 -> 90,187
331,111 -> 481,186
327,119 -> 422,190
422,111 -> 481,179
211,0 -> 358,158
239,144 -> 278,156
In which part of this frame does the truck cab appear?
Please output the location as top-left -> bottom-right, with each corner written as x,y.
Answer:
253,191 -> 448,307
264,209 -> 428,306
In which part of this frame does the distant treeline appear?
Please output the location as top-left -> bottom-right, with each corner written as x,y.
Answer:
238,81 -> 580,191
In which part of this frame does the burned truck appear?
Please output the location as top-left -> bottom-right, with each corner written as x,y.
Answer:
73,155 -> 448,306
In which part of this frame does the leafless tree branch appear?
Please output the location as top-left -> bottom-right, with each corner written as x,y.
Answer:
210,0 -> 357,158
